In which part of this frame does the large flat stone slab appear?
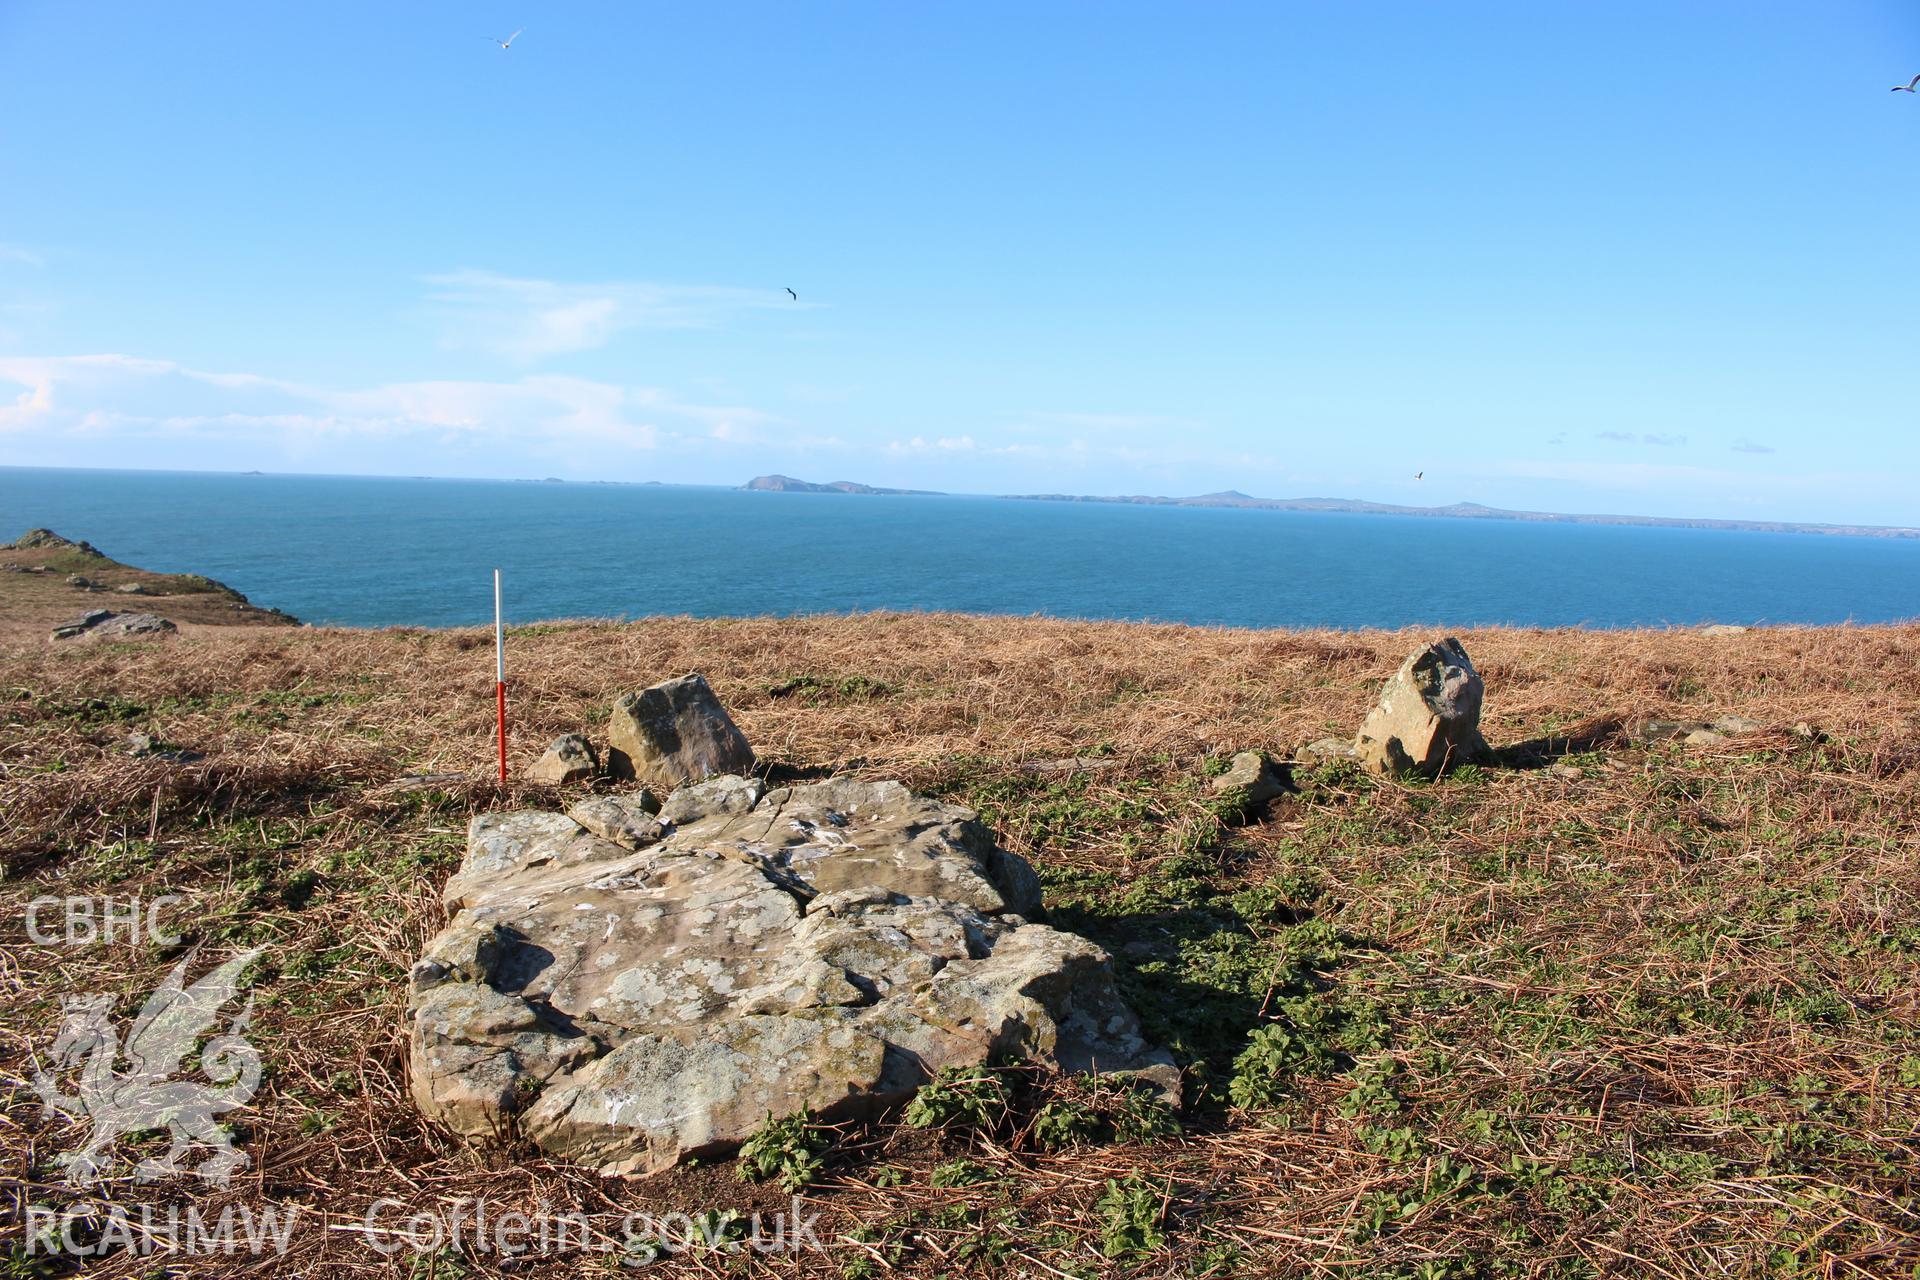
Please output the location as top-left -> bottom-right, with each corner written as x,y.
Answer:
407,778 -> 1173,1177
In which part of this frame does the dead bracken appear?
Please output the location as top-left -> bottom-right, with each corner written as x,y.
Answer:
4,614 -> 1919,1276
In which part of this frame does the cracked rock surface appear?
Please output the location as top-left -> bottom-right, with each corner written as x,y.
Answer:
408,777 -> 1175,1177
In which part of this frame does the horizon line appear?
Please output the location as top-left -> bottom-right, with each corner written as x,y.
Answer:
4,462 -> 1917,540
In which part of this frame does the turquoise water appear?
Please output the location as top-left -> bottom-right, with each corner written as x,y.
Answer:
3,467 -> 1917,629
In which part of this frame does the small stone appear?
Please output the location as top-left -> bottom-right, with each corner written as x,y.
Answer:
1626,718 -> 1710,745
121,731 -> 202,763
529,734 -> 598,785
659,774 -> 764,824
115,583 -> 147,595
1710,715 -> 1763,735
1683,729 -> 1726,747
1547,763 -> 1584,780
567,793 -> 665,850
1209,751 -> 1292,816
1300,737 -> 1357,760
392,772 -> 466,791
1699,624 -> 1750,636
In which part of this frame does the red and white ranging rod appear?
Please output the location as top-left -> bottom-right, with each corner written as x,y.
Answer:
494,569 -> 508,784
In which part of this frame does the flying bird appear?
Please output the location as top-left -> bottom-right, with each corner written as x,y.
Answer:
487,28 -> 524,49
1894,74 -> 1920,92
785,287 -> 798,301
1414,471 -> 1423,481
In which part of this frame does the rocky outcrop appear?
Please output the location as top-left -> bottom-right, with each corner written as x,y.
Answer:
1354,638 -> 1489,776
407,777 -> 1173,1177
8,528 -> 102,556
93,612 -> 179,638
50,610 -> 178,641
529,734 -> 598,785
606,674 -> 755,790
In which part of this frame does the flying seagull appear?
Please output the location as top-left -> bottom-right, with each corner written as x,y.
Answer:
487,28 -> 524,49
1414,471 -> 1423,481
1894,74 -> 1920,92
785,287 -> 798,301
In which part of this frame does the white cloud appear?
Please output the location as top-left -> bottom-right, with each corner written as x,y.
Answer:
0,244 -> 42,267
1024,411 -> 1198,434
1595,430 -> 1687,447
0,355 -> 174,429
0,372 -> 53,428
887,434 -> 983,455
0,352 -> 776,459
422,268 -> 798,361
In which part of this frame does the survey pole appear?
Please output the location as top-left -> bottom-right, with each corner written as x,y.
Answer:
494,569 -> 508,784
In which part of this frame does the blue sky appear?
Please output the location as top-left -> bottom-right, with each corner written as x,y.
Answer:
2,2 -> 1916,523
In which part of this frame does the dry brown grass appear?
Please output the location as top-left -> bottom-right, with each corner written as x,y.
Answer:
2,615 -> 1918,1277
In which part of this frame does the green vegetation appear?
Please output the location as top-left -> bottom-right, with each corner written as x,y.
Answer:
903,1066 -> 1010,1131
737,1111 -> 831,1191
1096,1174 -> 1170,1259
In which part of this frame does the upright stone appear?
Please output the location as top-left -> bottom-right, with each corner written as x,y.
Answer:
1354,638 -> 1489,776
605,673 -> 754,790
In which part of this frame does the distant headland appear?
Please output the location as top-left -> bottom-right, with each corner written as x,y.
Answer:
740,476 -> 1920,539
741,474 -> 943,496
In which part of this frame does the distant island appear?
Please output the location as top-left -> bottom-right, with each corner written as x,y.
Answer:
1005,492 -> 1920,538
741,476 -> 1920,539
741,474 -> 944,497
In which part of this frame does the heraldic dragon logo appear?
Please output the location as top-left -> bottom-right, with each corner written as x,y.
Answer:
34,948 -> 264,1187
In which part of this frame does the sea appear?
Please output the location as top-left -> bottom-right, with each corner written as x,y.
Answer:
3,467 -> 1917,630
